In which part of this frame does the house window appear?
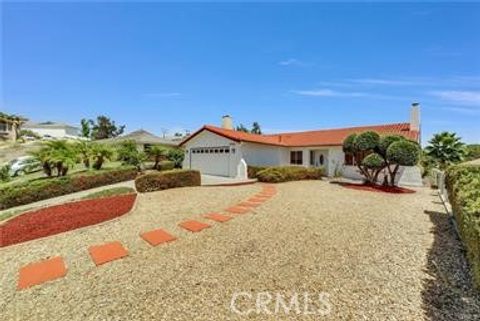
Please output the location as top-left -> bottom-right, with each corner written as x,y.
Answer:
344,153 -> 354,166
344,151 -> 370,166
290,151 -> 303,165
355,150 -> 370,165
0,122 -> 6,132
319,154 -> 324,165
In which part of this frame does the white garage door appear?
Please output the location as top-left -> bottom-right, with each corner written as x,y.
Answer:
190,146 -> 231,176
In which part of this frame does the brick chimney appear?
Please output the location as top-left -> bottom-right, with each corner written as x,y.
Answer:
222,115 -> 233,130
410,102 -> 420,132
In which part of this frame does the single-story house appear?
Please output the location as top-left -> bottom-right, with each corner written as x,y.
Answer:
0,113 -> 27,142
101,129 -> 180,151
180,103 -> 423,186
23,121 -> 81,139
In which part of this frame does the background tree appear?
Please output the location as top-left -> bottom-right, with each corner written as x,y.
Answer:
116,140 -> 146,171
90,115 -> 125,140
19,129 -> 40,139
236,124 -> 249,133
80,119 -> 91,138
465,144 -> 480,161
147,146 -> 167,170
251,122 -> 262,134
90,143 -> 114,170
425,132 -> 466,170
236,122 -> 262,134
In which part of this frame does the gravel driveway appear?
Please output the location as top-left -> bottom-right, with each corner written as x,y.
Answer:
0,181 -> 478,320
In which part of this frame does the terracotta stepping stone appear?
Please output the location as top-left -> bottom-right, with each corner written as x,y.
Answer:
89,241 -> 128,266
18,256 -> 67,290
237,201 -> 261,208
255,194 -> 272,199
225,206 -> 250,214
179,220 -> 211,232
141,229 -> 177,246
204,213 -> 232,223
248,197 -> 267,203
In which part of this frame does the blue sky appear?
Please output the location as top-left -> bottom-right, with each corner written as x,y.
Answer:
2,2 -> 479,143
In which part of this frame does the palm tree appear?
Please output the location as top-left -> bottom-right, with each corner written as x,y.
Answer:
29,147 -> 53,177
44,140 -> 77,176
75,141 -> 92,169
425,132 -> 466,170
91,143 -> 114,170
147,146 -> 167,169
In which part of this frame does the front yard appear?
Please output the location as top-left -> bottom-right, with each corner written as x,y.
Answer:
0,181 -> 478,320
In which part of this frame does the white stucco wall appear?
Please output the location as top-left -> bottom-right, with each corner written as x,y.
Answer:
241,142 -> 289,166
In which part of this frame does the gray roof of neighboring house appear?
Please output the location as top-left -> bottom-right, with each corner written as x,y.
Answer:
102,129 -> 180,146
23,121 -> 80,130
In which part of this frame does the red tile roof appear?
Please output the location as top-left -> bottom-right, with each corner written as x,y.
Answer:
180,123 -> 419,147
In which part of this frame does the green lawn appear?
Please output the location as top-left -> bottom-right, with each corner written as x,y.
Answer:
0,161 -> 125,188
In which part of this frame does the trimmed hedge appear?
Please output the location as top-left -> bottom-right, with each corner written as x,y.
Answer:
247,165 -> 268,179
445,164 -> 480,288
256,166 -> 324,183
135,169 -> 201,193
0,167 -> 138,210
158,160 -> 175,171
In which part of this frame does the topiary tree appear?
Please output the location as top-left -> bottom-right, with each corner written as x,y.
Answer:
362,153 -> 386,184
386,140 -> 421,185
343,131 -> 384,184
343,132 -> 421,186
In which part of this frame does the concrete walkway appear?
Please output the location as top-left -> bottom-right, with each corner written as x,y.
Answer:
0,180 -> 136,220
201,174 -> 257,186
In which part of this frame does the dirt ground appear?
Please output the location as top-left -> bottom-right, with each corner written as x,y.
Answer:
0,180 -> 478,320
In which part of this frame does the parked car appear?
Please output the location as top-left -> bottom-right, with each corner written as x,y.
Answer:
42,134 -> 56,140
8,156 -> 42,176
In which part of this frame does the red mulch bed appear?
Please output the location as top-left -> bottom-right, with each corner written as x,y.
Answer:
336,182 -> 416,194
0,194 -> 136,247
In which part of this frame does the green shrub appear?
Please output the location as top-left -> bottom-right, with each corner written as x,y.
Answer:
135,169 -> 201,193
445,164 -> 480,288
116,140 -> 146,170
0,164 -> 11,182
0,167 -> 138,210
166,148 -> 185,168
355,131 -> 380,151
158,160 -> 175,171
256,166 -> 324,183
362,153 -> 385,169
387,140 -> 421,166
247,165 -> 268,178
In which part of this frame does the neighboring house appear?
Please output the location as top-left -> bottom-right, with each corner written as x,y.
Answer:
180,103 -> 422,186
101,129 -> 179,151
0,113 -> 27,142
23,121 -> 81,139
